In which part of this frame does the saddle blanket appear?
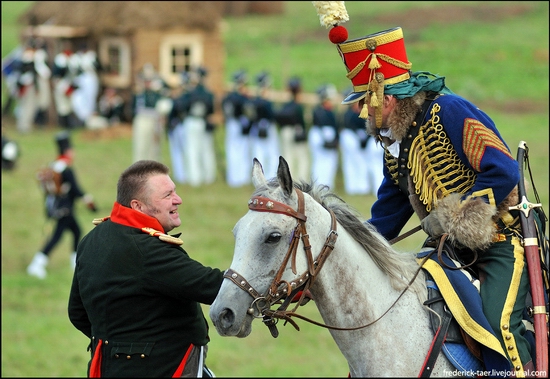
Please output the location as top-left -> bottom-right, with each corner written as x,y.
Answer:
417,248 -> 512,377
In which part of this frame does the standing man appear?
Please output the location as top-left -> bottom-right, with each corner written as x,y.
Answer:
33,39 -> 52,128
222,70 -> 252,187
309,84 -> 340,189
326,21 -> 533,373
166,71 -> 191,184
274,77 -> 310,182
52,41 -> 79,129
68,160 -> 223,377
13,40 -> 38,134
182,67 -> 216,187
340,100 -> 369,195
131,63 -> 171,163
27,131 -> 97,279
249,71 -> 279,180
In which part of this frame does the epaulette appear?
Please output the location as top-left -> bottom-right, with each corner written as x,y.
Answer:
93,216 -> 110,225
141,227 -> 183,245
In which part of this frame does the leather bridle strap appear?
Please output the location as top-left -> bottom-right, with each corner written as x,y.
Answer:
248,195 -> 307,222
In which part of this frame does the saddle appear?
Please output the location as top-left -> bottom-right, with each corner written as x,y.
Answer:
424,270 -> 482,359
417,237 -> 535,376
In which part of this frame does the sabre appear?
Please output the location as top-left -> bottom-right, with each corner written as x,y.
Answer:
509,140 -> 548,376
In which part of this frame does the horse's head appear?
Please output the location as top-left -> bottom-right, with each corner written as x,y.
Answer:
210,157 -> 335,338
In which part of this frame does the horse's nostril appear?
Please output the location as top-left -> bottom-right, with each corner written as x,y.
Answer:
220,308 -> 235,329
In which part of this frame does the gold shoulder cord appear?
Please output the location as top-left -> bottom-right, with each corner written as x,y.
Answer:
141,227 -> 183,245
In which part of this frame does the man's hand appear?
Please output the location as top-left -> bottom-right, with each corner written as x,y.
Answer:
421,213 -> 445,238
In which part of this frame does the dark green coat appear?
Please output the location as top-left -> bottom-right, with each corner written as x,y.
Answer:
68,219 -> 224,377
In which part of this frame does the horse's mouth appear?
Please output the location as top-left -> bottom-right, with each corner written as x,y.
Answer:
211,307 -> 253,338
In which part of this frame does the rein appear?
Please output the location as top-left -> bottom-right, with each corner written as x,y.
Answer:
223,188 -> 426,337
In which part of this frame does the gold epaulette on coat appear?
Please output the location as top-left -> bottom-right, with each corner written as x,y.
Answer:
141,227 -> 183,245
93,216 -> 110,225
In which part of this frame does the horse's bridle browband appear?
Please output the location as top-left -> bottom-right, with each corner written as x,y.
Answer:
224,188 -> 338,337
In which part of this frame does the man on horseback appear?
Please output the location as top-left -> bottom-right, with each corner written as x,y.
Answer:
323,22 -> 540,376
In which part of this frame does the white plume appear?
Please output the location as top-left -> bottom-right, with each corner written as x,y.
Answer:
312,1 -> 349,29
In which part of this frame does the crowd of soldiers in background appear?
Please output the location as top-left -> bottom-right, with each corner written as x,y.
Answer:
1,39 -> 383,195
154,66 -> 384,195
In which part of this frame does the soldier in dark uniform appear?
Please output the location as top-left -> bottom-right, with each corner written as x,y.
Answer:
27,131 -> 97,279
182,67 -> 216,186
274,77 -> 310,182
248,71 -> 279,179
222,70 -> 252,187
309,84 -> 340,189
68,160 -> 223,377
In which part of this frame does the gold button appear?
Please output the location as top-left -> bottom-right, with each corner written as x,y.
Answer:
141,354 -> 145,359
127,355 -> 131,359
105,340 -> 109,345
502,324 -> 509,330
507,345 -> 514,351
505,335 -> 511,340
114,354 -> 119,359
412,121 -> 417,127
511,356 -> 518,361
515,366 -> 521,371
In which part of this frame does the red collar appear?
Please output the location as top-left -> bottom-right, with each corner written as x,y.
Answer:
109,202 -> 165,233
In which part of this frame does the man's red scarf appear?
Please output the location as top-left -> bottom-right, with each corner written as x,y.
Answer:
110,201 -> 165,233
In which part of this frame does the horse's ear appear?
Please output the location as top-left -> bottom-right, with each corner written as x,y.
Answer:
277,156 -> 293,196
251,158 -> 267,188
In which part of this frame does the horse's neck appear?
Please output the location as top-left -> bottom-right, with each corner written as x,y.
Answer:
308,227 -> 439,376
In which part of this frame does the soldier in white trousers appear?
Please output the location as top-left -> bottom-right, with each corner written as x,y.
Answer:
309,84 -> 340,189
222,71 -> 252,187
182,67 -> 216,187
131,63 -> 171,163
248,72 -> 279,180
274,77 -> 310,182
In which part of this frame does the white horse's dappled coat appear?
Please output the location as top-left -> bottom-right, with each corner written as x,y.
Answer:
209,157 -> 455,377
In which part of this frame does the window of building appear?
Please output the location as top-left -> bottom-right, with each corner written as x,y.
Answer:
160,34 -> 203,87
98,37 -> 131,87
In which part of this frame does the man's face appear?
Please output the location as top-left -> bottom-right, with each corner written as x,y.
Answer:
140,174 -> 182,233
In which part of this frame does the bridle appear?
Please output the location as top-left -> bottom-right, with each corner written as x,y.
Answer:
223,187 -> 423,338
223,188 -> 338,337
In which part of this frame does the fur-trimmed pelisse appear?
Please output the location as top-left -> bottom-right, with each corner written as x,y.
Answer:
429,187 -> 519,251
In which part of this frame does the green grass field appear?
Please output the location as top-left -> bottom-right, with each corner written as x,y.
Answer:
2,1 -> 548,377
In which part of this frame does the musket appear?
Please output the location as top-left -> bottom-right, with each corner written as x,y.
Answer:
509,141 -> 548,376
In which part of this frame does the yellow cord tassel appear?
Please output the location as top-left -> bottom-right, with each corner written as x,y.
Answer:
370,92 -> 379,107
368,53 -> 381,70
359,103 -> 369,119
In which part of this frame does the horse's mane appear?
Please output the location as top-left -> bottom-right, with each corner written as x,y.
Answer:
254,179 -> 426,300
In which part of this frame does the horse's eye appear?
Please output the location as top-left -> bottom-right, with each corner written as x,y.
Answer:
266,232 -> 282,243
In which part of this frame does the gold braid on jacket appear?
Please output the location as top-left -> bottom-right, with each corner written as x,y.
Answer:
386,103 -> 476,212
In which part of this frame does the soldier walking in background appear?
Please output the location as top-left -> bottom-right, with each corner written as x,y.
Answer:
27,131 -> 97,279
